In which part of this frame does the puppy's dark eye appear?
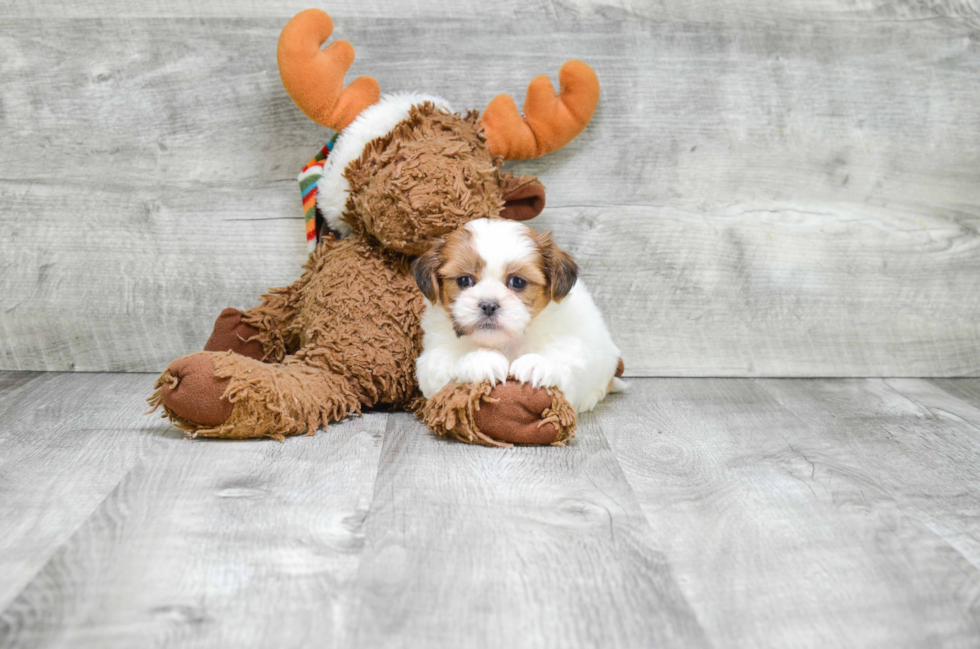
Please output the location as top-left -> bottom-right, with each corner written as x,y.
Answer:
456,276 -> 475,289
507,276 -> 527,290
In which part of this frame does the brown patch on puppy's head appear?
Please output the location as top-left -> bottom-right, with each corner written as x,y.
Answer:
503,256 -> 549,319
535,230 -> 579,302
435,227 -> 484,311
412,227 -> 486,308
412,239 -> 444,303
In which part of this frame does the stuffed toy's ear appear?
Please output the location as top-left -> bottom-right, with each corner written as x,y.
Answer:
499,173 -> 546,221
537,231 -> 578,301
412,240 -> 444,302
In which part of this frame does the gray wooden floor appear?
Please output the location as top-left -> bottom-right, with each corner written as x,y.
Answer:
1,373 -> 979,648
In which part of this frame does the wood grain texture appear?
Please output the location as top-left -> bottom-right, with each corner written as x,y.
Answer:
1,3 -> 980,375
3,373 -> 980,646
602,378 -> 980,648
0,372 -> 163,612
343,412 -> 709,649
930,378 -> 980,407
0,378 -> 386,648
765,378 -> 980,567
4,0 -> 979,23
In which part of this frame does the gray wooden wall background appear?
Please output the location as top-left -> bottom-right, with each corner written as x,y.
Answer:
2,0 -> 979,376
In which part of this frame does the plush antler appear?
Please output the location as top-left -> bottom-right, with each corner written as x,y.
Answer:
480,60 -> 600,160
277,9 -> 380,131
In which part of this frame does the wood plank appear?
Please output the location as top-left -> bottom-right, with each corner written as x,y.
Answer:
343,412 -> 708,648
4,374 -> 980,645
0,397 -> 387,648
0,372 -> 164,612
3,188 -> 979,375
827,378 -> 980,565
930,378 -> 980,408
0,183 -> 307,372
557,203 -> 980,376
756,378 -> 980,629
601,378 -> 980,648
4,0 -> 979,23
2,15 -> 979,375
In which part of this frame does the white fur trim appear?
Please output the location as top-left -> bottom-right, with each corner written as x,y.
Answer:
316,92 -> 452,237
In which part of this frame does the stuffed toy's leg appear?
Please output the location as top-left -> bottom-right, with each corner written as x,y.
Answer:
202,235 -> 349,363
149,235 -> 424,441
201,308 -> 267,360
202,268 -> 324,364
147,348 -> 365,441
420,381 -> 578,448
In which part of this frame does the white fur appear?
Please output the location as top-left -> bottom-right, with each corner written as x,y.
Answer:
454,348 -> 510,385
416,219 -> 623,413
317,92 -> 452,236
450,219 -> 537,348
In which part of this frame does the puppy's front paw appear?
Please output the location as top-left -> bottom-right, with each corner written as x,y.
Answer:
509,354 -> 569,390
454,349 -> 509,385
416,349 -> 457,398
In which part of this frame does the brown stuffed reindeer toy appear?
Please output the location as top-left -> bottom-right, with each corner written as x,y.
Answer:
147,8 -> 604,446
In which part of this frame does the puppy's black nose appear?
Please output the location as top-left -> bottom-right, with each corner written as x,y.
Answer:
479,301 -> 499,317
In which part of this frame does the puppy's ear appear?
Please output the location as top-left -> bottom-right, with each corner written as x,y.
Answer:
498,172 -> 545,221
538,231 -> 578,302
413,239 -> 444,302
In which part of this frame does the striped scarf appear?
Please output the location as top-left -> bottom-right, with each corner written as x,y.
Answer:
297,134 -> 338,253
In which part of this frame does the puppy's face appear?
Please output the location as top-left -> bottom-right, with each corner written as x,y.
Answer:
413,219 -> 578,347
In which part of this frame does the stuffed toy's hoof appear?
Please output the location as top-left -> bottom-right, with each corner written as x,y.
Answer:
148,353 -> 233,430
472,382 -> 574,445
204,308 -> 265,360
420,380 -> 577,448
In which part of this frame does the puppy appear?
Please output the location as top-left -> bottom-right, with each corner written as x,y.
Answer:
413,218 -> 625,413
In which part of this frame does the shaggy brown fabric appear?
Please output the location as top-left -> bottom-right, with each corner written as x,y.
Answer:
204,308 -> 266,361
420,380 -> 576,448
239,233 -> 428,398
150,234 -> 426,440
345,104 -> 507,256
149,348 -> 365,441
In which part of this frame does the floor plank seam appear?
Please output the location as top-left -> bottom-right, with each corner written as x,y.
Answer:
0,457 -> 145,617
